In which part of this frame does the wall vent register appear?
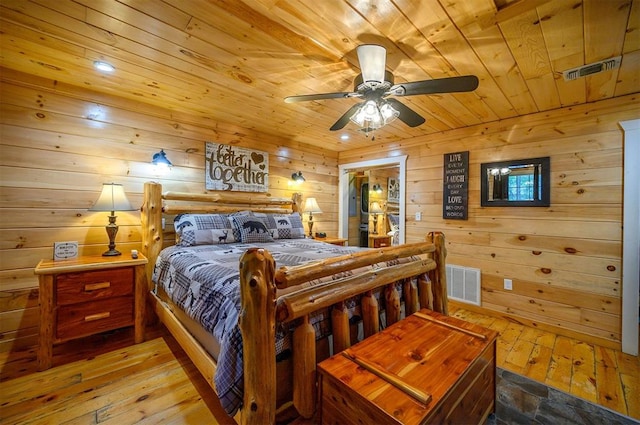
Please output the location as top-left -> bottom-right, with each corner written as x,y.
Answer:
446,264 -> 481,306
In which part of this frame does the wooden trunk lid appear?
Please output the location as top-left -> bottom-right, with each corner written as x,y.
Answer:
318,309 -> 498,424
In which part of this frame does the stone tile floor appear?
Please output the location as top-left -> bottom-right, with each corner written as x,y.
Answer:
487,368 -> 640,425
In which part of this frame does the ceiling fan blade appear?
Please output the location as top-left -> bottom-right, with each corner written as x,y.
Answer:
389,75 -> 479,97
357,44 -> 386,87
330,103 -> 363,131
386,98 -> 425,127
284,92 -> 355,103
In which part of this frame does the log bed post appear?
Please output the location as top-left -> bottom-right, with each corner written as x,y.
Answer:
428,232 -> 448,314
141,182 -> 163,290
293,315 -> 316,418
361,290 -> 379,338
332,301 -> 350,353
239,248 -> 277,425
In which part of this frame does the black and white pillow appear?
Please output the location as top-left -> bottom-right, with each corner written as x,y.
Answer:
230,216 -> 275,243
253,212 -> 305,239
174,214 -> 237,246
388,214 -> 400,231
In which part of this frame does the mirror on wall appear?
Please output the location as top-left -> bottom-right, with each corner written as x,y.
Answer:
480,157 -> 550,207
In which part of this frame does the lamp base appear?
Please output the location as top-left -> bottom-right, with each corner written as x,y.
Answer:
102,248 -> 122,257
308,219 -> 314,238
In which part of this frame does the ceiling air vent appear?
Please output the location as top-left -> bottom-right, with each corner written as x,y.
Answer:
562,56 -> 622,81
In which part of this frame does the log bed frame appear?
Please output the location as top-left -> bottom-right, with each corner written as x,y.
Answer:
140,181 -> 448,424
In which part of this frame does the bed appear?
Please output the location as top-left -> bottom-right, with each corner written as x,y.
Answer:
140,181 -> 448,424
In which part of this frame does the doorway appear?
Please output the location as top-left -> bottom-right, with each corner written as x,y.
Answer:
338,156 -> 407,246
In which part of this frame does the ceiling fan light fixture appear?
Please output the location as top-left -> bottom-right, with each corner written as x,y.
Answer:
350,99 -> 398,130
357,44 -> 386,88
379,101 -> 399,123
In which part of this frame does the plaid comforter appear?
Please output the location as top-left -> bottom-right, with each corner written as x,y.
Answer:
152,239 -> 363,415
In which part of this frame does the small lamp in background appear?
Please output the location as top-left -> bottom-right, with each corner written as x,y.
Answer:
152,149 -> 172,175
372,183 -> 383,194
303,197 -> 322,238
370,201 -> 384,235
89,183 -> 135,256
291,171 -> 306,183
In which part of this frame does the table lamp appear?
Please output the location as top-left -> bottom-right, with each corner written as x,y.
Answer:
370,201 -> 384,235
303,197 -> 323,238
89,183 -> 135,256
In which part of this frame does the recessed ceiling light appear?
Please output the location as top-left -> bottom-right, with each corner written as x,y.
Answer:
340,134 -> 350,141
93,61 -> 115,72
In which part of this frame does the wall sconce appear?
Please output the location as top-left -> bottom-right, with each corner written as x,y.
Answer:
152,149 -> 172,171
291,171 -> 306,183
370,201 -> 384,235
303,197 -> 322,237
89,183 -> 135,256
372,183 -> 383,194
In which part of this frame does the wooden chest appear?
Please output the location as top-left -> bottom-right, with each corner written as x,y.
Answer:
317,309 -> 498,425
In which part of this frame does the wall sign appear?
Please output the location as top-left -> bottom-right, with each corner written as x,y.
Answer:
205,142 -> 269,192
443,151 -> 469,220
53,241 -> 78,260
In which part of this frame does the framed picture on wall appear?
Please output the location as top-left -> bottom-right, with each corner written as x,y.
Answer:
388,178 -> 400,203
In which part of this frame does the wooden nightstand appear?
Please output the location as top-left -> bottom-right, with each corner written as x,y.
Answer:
34,253 -> 148,371
369,235 -> 392,248
317,237 -> 348,246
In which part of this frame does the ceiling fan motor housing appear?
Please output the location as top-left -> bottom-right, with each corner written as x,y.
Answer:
354,71 -> 394,92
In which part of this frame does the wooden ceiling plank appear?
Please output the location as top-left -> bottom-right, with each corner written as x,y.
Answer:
584,0 -> 631,63
583,0 -> 631,102
498,8 -> 552,79
443,0 -> 539,117
615,49 -> 640,97
499,8 -> 561,111
622,0 -> 640,53
494,0 -> 554,23
536,0 -> 586,107
116,0 -> 192,31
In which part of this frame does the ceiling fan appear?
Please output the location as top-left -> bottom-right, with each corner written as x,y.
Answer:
285,44 -> 479,132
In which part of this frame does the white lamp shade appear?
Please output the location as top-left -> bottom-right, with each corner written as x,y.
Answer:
357,44 -> 386,86
303,197 -> 323,214
370,201 -> 384,214
89,183 -> 135,212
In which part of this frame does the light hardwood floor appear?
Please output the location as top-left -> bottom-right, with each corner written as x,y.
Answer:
1,308 -> 638,424
449,305 -> 639,421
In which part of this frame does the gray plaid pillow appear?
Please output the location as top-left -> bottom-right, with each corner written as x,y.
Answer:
174,214 -> 237,246
253,212 -> 305,239
230,216 -> 275,243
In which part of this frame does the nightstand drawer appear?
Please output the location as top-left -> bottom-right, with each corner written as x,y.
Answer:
56,268 -> 134,305
56,296 -> 134,341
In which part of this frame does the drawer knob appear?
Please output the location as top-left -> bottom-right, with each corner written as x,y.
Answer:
84,312 -> 110,322
84,281 -> 111,292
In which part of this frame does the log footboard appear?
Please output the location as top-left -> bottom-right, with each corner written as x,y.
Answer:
239,235 -> 447,424
140,182 -> 447,425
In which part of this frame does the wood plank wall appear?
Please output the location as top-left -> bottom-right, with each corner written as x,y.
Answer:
0,68 -> 339,353
339,93 -> 640,350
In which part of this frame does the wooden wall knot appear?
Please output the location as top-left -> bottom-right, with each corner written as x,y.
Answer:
540,268 -> 552,274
